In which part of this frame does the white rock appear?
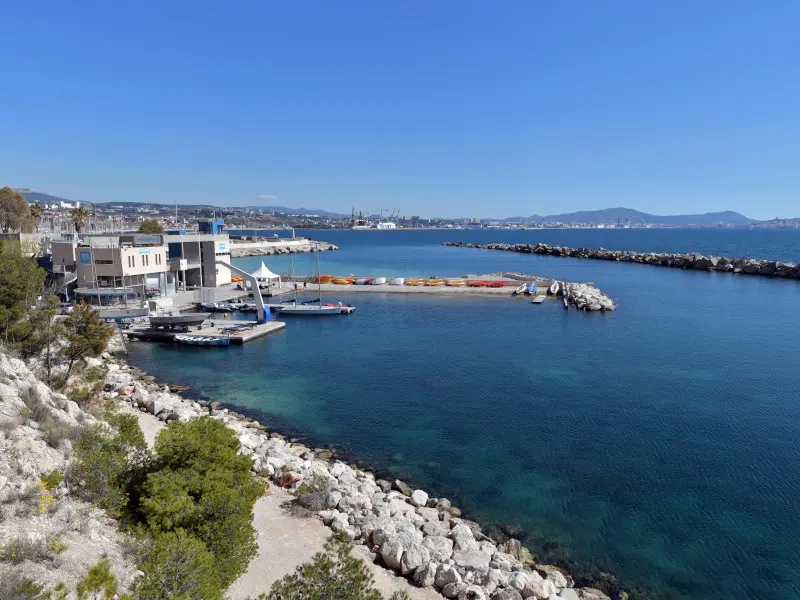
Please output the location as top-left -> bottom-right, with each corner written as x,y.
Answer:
411,489 -> 429,507
458,585 -> 488,600
380,536 -> 405,570
400,542 -> 431,575
422,535 -> 454,561
435,563 -> 463,589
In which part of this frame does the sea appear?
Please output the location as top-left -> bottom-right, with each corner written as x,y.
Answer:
125,228 -> 800,600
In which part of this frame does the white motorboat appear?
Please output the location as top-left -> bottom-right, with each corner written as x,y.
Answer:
149,312 -> 211,330
276,304 -> 355,316
513,283 -> 527,296
389,277 -> 405,285
175,334 -> 230,346
200,302 -> 233,312
370,277 -> 387,285
548,281 -> 560,295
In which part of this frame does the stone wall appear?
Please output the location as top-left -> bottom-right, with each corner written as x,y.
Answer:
443,242 -> 800,279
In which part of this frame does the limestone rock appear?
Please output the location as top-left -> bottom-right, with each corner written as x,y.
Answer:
411,488 -> 429,507
458,584 -> 488,600
400,542 -> 431,575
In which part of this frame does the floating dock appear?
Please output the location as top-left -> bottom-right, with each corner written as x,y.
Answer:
124,319 -> 286,344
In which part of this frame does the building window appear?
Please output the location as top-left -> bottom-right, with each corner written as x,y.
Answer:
94,259 -> 113,265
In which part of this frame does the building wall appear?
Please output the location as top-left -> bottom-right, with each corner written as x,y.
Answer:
75,246 -> 168,287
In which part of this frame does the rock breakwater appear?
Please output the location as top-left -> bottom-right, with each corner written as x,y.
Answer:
105,359 -> 626,600
230,239 -> 338,258
443,241 -> 800,279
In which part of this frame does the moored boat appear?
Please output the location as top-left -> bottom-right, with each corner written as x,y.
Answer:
527,281 -> 537,295
388,278 -> 405,285
513,283 -> 527,295
175,334 -> 230,346
199,302 -> 233,312
332,278 -> 352,285
149,312 -> 211,330
370,277 -> 387,285
488,281 -> 506,288
354,278 -> 369,285
447,280 -> 467,287
468,280 -> 488,287
548,281 -> 560,295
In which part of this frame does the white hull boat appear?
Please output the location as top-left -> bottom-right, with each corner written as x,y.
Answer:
175,334 -> 230,346
389,278 -> 405,285
513,283 -> 527,296
370,277 -> 387,285
200,302 -> 233,312
149,312 -> 211,329
276,304 -> 354,316
548,281 -> 560,295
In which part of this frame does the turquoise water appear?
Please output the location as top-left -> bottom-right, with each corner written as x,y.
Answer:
126,230 -> 800,600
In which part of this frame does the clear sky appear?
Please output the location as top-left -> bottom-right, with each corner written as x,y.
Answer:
1,1 -> 798,219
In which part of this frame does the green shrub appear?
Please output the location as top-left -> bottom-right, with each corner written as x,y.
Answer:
0,536 -> 65,564
40,470 -> 64,491
263,533 -> 383,600
0,569 -> 66,599
76,558 -> 117,600
83,365 -> 108,383
133,417 -> 264,588
67,414 -> 147,514
133,530 -> 223,600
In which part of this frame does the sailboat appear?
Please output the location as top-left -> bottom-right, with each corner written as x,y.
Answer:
276,253 -> 355,315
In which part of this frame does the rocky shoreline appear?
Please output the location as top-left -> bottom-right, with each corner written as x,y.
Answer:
442,241 -> 800,279
230,239 -> 339,258
104,354 -> 639,600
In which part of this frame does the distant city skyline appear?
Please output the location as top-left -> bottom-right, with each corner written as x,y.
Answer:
1,1 -> 798,220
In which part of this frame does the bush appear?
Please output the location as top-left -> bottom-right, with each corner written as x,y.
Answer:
0,536 -> 65,564
40,470 -> 64,491
134,417 -> 264,588
67,415 -> 147,514
133,530 -> 223,600
76,558 -> 117,600
0,569 -> 67,599
295,473 -> 330,512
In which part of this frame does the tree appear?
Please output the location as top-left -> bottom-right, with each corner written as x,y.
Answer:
17,295 -> 63,384
0,241 -> 47,344
263,533 -> 383,600
133,530 -> 223,600
138,219 -> 164,234
29,203 -> 44,232
71,206 -> 89,233
59,302 -> 113,379
0,187 -> 35,233
136,417 -> 265,587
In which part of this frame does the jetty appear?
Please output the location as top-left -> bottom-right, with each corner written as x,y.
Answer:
124,319 -> 286,344
443,241 -> 800,279
230,237 -> 338,258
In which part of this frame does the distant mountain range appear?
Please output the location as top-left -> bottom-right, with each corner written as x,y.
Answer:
501,208 -> 756,226
14,191 -> 786,225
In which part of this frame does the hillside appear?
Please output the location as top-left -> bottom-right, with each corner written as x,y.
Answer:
504,207 -> 756,226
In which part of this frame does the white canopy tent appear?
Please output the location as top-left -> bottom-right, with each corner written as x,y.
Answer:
250,261 -> 281,287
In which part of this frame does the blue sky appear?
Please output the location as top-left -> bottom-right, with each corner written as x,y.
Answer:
1,1 -> 798,219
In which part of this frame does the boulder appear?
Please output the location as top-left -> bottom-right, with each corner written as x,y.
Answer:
411,489 -> 429,507
414,561 -> 438,587
449,523 -> 479,551
443,582 -> 467,599
558,590 -> 580,600
422,535 -> 454,561
453,550 -> 492,571
435,563 -> 463,589
458,585 -> 488,600
393,479 -> 412,496
400,543 -> 431,575
491,590 -> 523,600
521,575 -> 556,599
576,589 -> 610,600
380,536 -> 405,570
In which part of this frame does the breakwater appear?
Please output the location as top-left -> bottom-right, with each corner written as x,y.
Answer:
230,238 -> 338,258
442,241 -> 800,279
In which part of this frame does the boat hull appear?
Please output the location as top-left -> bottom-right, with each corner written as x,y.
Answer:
149,313 -> 211,329
175,334 -> 230,346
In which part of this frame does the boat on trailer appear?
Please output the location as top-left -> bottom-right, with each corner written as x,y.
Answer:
175,334 -> 230,346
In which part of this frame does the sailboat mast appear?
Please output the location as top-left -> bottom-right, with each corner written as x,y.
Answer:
317,251 -> 322,305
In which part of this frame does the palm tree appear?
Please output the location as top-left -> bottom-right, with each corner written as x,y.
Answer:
29,203 -> 43,232
71,206 -> 89,233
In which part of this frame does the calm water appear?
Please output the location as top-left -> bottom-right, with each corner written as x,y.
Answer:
127,229 -> 800,600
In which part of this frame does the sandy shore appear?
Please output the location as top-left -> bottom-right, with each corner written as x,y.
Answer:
121,403 -> 439,599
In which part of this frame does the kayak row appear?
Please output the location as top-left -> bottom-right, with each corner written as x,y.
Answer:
312,276 -> 509,288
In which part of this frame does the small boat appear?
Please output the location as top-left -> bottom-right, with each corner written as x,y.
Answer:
149,312 -> 211,330
370,277 -> 387,285
488,281 -> 506,288
548,281 -> 560,295
314,274 -> 333,282
276,304 -> 355,316
200,302 -> 233,312
527,281 -> 537,295
425,279 -> 444,286
354,278 -> 369,285
531,296 -> 545,304
175,334 -> 230,347
389,278 -> 404,285
513,283 -> 527,296
468,281 -> 488,287
332,278 -> 351,285
447,280 -> 467,287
